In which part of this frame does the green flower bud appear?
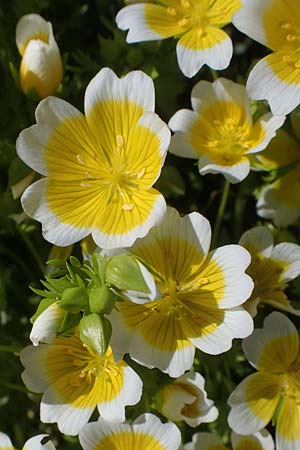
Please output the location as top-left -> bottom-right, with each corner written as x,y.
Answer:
59,286 -> 89,313
106,254 -> 150,293
89,285 -> 117,314
79,313 -> 112,355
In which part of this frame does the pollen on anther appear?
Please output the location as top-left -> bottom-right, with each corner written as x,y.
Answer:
137,167 -> 146,179
116,134 -> 125,148
166,7 -> 177,16
122,203 -> 134,211
76,154 -> 86,165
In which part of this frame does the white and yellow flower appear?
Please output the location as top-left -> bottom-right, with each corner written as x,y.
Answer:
17,68 -> 170,249
116,0 -> 242,78
110,207 -> 254,377
20,335 -> 142,436
79,413 -> 181,450
233,0 -> 300,115
256,130 -> 300,227
239,226 -> 300,316
16,14 -> 63,98
159,371 -> 218,427
228,312 -> 300,450
183,429 -> 274,450
0,432 -> 56,450
168,78 -> 284,183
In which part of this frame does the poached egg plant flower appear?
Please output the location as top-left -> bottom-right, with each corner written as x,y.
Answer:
233,0 -> 300,115
183,429 -> 274,450
116,0 -> 242,78
17,68 -> 170,249
0,433 -> 56,450
20,335 -> 142,436
110,207 -> 254,377
79,413 -> 181,450
168,78 -> 284,183
16,14 -> 63,98
228,312 -> 300,450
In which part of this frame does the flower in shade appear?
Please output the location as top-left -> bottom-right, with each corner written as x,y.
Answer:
116,0 -> 242,78
256,130 -> 300,227
109,207 -> 254,377
159,371 -> 218,427
233,0 -> 300,115
20,335 -> 142,436
16,14 -> 63,98
228,312 -> 300,450
79,413 -> 181,450
239,226 -> 300,317
0,432 -> 56,450
168,78 -> 284,183
17,67 -> 170,249
183,429 -> 274,450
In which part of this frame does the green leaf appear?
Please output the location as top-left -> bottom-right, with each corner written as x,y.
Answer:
106,254 -> 150,293
59,286 -> 89,313
88,285 -> 117,314
79,313 -> 111,355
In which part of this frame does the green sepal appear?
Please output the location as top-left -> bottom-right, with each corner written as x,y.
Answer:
106,254 -> 150,293
30,298 -> 56,324
89,285 -> 117,314
79,313 -> 112,355
59,286 -> 89,313
58,311 -> 81,335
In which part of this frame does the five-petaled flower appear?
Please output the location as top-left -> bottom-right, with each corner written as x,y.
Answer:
16,14 -> 63,98
116,0 -> 242,78
110,207 -> 254,377
168,78 -> 284,183
239,226 -> 300,317
20,335 -> 142,435
17,68 -> 170,249
233,0 -> 300,115
79,413 -> 181,450
228,312 -> 300,450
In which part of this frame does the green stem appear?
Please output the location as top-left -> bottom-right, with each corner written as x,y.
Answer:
212,179 -> 230,248
210,68 -> 218,81
0,345 -> 22,353
0,379 -> 28,393
17,227 -> 45,274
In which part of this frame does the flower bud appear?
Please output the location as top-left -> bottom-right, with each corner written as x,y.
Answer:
16,14 -> 63,98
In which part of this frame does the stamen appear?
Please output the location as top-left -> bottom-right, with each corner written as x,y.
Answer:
295,60 -> 300,69
166,7 -> 177,16
116,134 -> 124,149
178,17 -> 189,27
137,167 -> 146,179
181,0 -> 191,8
122,203 -> 134,211
80,181 -> 92,187
286,34 -> 297,42
281,21 -> 292,30
76,154 -> 86,165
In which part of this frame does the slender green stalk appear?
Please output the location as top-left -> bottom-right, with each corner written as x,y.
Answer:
0,379 -> 28,393
17,227 -> 45,274
212,179 -> 230,248
0,345 -> 22,353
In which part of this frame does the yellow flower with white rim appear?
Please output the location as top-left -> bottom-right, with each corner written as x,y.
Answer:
79,413 -> 181,450
168,78 -> 285,183
159,371 -> 218,427
183,430 -> 274,450
0,432 -> 56,450
228,312 -> 300,450
233,0 -> 300,115
17,68 -> 170,249
239,226 -> 300,317
16,14 -> 63,98
255,130 -> 300,227
20,334 -> 142,436
116,0 -> 242,78
109,207 -> 254,377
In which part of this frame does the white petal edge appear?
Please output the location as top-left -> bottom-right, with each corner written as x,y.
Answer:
30,301 -> 65,346
0,432 -> 14,450
247,113 -> 285,154
23,435 -> 56,450
231,429 -> 275,450
16,14 -> 50,55
116,5 -> 163,43
239,226 -> 274,259
198,156 -> 251,184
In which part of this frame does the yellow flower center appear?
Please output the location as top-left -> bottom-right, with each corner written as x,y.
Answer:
282,360 -> 300,404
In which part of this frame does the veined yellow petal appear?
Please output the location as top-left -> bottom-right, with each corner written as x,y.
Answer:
277,396 -> 300,448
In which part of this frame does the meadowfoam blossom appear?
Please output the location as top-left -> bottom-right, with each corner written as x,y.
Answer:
233,0 -> 300,115
20,335 -> 142,435
183,429 -> 274,450
16,14 -> 63,98
17,67 -> 170,249
256,130 -> 300,227
239,226 -> 300,316
0,432 -> 56,450
110,207 -> 254,377
168,78 -> 284,183
159,371 -> 218,427
228,312 -> 300,450
116,0 -> 242,78
79,413 -> 181,450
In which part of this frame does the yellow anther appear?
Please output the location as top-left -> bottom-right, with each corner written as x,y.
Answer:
137,167 -> 146,179
178,18 -> 189,27
286,34 -> 297,42
281,21 -> 292,30
80,181 -> 92,187
283,55 -> 291,62
181,0 -> 191,8
197,27 -> 206,38
294,60 -> 300,69
76,154 -> 86,165
116,134 -> 124,148
166,7 -> 177,16
122,203 -> 134,211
